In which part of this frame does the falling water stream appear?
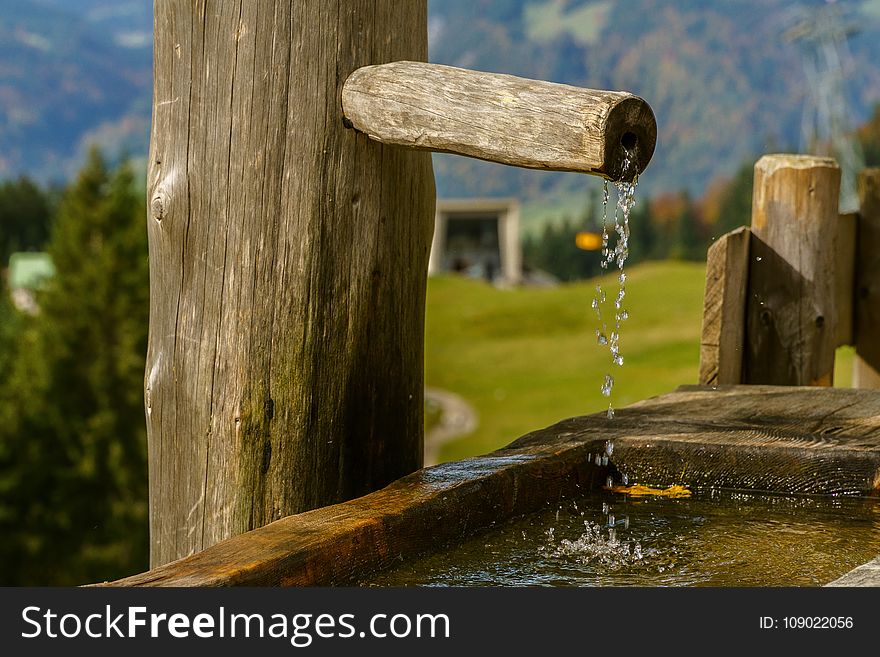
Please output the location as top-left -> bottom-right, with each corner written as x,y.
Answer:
592,149 -> 638,420
586,149 -> 639,557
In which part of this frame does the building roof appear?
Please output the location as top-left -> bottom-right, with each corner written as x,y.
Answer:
8,252 -> 55,290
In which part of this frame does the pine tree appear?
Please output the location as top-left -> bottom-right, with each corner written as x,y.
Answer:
0,176 -> 52,266
0,149 -> 149,584
714,162 -> 754,237
670,192 -> 704,261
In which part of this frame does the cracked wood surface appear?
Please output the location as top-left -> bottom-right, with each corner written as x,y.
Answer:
700,226 -> 750,385
855,169 -> 880,386
745,155 -> 841,386
145,1 -> 435,568
107,385 -> 880,587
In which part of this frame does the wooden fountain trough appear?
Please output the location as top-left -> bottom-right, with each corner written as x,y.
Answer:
109,384 -> 880,586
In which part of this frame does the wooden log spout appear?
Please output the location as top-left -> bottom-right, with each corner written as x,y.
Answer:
342,62 -> 657,181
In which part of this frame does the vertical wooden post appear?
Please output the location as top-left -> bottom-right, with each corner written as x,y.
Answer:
744,155 -> 840,386
854,168 -> 880,388
834,212 -> 857,348
699,226 -> 750,385
146,2 -> 434,566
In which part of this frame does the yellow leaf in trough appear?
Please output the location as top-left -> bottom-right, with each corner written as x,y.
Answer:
605,484 -> 692,498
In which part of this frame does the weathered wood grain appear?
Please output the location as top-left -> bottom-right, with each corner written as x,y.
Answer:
106,385 -> 880,587
855,169 -> 880,384
826,555 -> 880,586
342,62 -> 657,181
699,226 -> 750,385
854,359 -> 880,388
835,212 -> 857,347
146,1 -> 435,567
745,155 -> 841,386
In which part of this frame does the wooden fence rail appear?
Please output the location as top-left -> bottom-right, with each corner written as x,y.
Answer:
700,160 -> 880,388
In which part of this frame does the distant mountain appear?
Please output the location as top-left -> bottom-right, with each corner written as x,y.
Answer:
428,0 -> 880,207
2,0 -> 880,209
0,0 -> 151,181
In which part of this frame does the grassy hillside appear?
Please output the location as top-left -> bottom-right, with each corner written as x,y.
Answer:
426,260 -> 858,463
425,260 -> 706,461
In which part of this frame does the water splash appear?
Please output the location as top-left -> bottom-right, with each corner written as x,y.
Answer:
547,519 -> 650,570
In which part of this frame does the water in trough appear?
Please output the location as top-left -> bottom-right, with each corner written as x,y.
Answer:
363,491 -> 880,586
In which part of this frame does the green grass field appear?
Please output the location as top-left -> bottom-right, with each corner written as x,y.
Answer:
426,260 -> 857,463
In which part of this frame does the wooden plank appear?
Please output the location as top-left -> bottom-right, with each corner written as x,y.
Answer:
745,155 -> 841,386
855,168 -> 880,386
103,385 -> 880,587
699,226 -> 750,385
826,556 -> 880,586
146,1 -> 436,567
835,213 -> 857,347
854,359 -> 880,388
342,61 -> 657,181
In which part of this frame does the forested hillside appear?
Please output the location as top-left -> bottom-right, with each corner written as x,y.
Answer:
2,0 -> 880,203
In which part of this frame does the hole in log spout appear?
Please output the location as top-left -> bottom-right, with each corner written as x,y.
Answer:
603,96 -> 657,182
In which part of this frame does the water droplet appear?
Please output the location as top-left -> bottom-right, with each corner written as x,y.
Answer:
756,256 -> 763,262
601,455 -> 608,466
605,476 -> 613,488
601,374 -> 614,396
606,405 -> 615,419
621,473 -> 629,486
605,440 -> 614,456
597,331 -> 608,345
595,454 -> 602,466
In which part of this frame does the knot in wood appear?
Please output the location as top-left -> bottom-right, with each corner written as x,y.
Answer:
150,190 -> 168,224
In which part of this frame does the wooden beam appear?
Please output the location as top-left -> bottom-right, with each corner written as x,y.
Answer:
853,361 -> 880,388
342,62 -> 657,181
835,212 -> 857,347
103,385 -> 880,587
700,226 -> 750,385
744,155 -> 841,386
854,168 -> 880,388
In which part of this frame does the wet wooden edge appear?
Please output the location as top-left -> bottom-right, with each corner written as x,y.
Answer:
826,556 -> 880,586
104,385 -> 880,587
